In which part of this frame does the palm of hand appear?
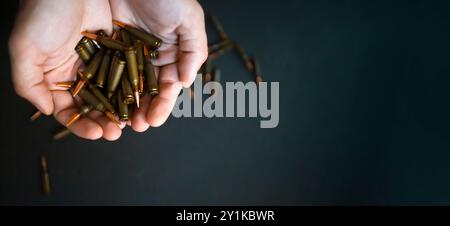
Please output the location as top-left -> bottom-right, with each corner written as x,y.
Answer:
10,0 -> 124,140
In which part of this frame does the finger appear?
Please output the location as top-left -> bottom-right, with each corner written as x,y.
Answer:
151,45 -> 178,67
9,47 -> 54,115
52,91 -> 103,140
176,4 -> 208,87
131,95 -> 152,132
88,111 -> 122,141
146,64 -> 182,127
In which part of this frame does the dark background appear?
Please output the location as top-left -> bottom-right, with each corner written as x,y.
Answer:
1,0 -> 450,205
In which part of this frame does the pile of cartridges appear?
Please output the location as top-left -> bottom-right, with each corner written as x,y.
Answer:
58,20 -> 161,127
201,13 -> 262,85
31,14 -> 264,141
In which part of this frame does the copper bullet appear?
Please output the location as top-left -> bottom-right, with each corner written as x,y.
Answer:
65,104 -> 94,127
30,110 -> 42,121
56,81 -> 75,89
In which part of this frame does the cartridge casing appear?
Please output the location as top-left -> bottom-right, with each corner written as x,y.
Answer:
234,43 -> 254,71
208,40 -> 232,54
208,41 -> 234,60
88,84 -> 116,113
109,51 -> 120,75
40,155 -> 51,195
121,76 -> 135,104
107,56 -> 126,98
204,59 -> 212,82
65,104 -> 94,127
120,29 -> 132,47
148,50 -> 159,58
144,57 -> 159,96
84,48 -> 105,80
210,14 -> 229,40
52,128 -> 72,141
77,87 -> 119,124
79,37 -> 97,55
96,36 -> 126,51
110,93 -> 117,109
252,58 -> 262,84
30,110 -> 42,121
124,46 -> 139,93
75,44 -> 91,63
78,87 -> 107,113
96,49 -> 111,88
135,40 -> 144,72
117,91 -> 129,121
135,40 -> 145,94
41,174 -> 50,195
79,104 -> 94,116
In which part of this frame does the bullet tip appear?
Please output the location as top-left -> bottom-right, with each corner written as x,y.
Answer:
113,20 -> 126,28
111,30 -> 119,40
30,110 -> 42,121
66,113 -> 81,127
72,80 -> 85,97
135,91 -> 140,108
56,82 -> 74,89
143,45 -> 148,57
81,32 -> 97,40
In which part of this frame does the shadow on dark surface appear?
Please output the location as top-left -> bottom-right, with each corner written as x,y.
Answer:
1,0 -> 450,205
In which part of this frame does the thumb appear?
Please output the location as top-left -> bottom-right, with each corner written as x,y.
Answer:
9,41 -> 54,115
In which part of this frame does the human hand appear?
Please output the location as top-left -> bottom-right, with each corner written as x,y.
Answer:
109,0 -> 208,132
9,0 -> 125,140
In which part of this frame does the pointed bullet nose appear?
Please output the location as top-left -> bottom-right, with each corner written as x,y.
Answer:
66,113 -> 81,127
135,91 -> 140,108
81,32 -> 97,40
113,20 -> 126,28
72,80 -> 85,97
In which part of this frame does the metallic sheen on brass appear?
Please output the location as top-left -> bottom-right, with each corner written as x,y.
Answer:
107,56 -> 126,99
121,76 -> 135,105
113,20 -> 162,49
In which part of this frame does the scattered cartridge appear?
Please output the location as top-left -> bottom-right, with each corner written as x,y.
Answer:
40,154 -> 51,195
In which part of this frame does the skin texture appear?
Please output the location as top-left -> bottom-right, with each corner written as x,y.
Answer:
9,0 -> 207,140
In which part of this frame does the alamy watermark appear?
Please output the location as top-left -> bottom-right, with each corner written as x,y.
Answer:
172,75 -> 279,128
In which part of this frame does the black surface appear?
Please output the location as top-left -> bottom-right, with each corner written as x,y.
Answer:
1,0 -> 450,205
